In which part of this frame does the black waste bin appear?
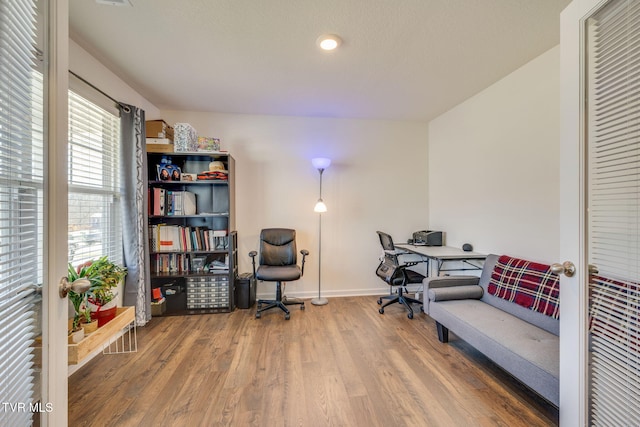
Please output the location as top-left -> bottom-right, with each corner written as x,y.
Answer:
235,272 -> 256,309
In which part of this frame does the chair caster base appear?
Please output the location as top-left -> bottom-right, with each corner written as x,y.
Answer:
284,313 -> 290,320
255,312 -> 261,319
379,308 -> 384,314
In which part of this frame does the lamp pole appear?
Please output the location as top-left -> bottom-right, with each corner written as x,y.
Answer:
311,158 -> 330,306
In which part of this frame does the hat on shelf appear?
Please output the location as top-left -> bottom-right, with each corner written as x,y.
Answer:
208,161 -> 226,172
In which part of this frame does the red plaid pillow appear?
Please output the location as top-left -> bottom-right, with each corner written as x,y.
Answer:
488,255 -> 560,319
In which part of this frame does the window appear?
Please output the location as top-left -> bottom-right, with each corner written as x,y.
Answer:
68,90 -> 122,266
0,0 -> 44,423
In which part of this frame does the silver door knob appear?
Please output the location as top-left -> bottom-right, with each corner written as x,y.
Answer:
59,277 -> 91,298
550,261 -> 576,277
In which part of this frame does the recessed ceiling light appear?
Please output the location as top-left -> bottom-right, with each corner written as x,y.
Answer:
317,34 -> 342,51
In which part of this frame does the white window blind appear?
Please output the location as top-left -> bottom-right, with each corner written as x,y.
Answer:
68,90 -> 122,267
0,0 -> 43,425
587,0 -> 640,425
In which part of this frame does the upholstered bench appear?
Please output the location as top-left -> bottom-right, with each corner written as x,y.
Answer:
423,254 -> 560,406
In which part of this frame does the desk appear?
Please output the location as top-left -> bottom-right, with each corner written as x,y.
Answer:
394,244 -> 486,276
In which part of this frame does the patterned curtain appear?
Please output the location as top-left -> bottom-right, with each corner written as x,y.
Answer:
120,104 -> 151,325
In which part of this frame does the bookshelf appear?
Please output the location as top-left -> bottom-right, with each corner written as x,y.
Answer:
146,151 -> 237,315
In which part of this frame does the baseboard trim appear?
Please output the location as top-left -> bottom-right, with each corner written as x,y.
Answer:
256,286 -> 423,300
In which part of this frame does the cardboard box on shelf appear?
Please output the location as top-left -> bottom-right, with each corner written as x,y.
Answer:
197,136 -> 221,152
146,120 -> 174,141
146,138 -> 172,145
146,143 -> 174,153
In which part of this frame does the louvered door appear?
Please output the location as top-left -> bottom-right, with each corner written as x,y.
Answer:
585,1 -> 640,425
561,0 -> 640,424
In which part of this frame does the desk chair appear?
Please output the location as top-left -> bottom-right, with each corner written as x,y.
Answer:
375,231 -> 425,319
249,228 -> 308,320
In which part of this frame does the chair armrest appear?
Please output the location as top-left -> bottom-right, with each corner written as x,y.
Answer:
428,285 -> 483,302
423,275 -> 480,290
249,251 -> 257,277
300,249 -> 309,275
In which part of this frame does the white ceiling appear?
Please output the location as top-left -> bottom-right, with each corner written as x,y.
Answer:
69,0 -> 571,122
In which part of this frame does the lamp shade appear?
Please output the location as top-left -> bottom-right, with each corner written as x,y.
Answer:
312,157 -> 331,170
314,199 -> 327,213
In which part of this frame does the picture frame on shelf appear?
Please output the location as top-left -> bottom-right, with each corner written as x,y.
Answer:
191,256 -> 207,273
157,164 -> 181,181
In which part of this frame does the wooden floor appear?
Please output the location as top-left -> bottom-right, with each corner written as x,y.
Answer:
69,296 -> 558,426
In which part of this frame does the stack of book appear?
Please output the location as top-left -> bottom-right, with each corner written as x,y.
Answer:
150,189 -> 196,216
151,253 -> 189,274
151,252 -> 229,275
149,225 -> 228,252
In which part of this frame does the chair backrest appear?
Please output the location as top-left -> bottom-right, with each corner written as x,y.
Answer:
377,231 -> 395,251
259,228 -> 297,266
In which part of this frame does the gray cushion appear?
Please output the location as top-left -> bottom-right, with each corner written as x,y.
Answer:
428,285 -> 483,302
256,265 -> 301,281
430,299 -> 559,406
423,275 -> 480,289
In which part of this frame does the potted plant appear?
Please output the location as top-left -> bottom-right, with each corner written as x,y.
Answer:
84,256 -> 127,326
66,264 -> 93,340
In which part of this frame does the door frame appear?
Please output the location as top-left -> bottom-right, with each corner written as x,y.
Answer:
42,0 -> 70,425
559,0 -> 608,425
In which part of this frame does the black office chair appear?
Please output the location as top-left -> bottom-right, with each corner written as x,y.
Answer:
249,228 -> 308,320
375,231 -> 426,319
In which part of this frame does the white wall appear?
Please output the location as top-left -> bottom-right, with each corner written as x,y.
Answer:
428,46 -> 560,264
69,40 -> 160,118
161,110 -> 429,297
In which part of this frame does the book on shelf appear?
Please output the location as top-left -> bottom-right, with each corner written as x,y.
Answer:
183,192 -> 196,215
158,224 -> 180,252
149,225 -> 229,253
150,224 -> 157,251
209,254 -> 229,271
152,188 -> 165,215
151,253 -> 188,274
166,190 -> 175,215
150,189 -> 196,216
168,190 -> 196,216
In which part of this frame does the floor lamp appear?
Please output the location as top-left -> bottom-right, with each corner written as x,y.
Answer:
311,157 -> 330,306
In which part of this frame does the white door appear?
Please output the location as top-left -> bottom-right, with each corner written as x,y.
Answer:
561,0 -> 640,425
43,0 -> 72,425
0,0 -> 47,418
1,0 -> 68,426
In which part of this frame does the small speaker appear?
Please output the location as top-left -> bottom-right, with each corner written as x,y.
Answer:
462,243 -> 473,252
